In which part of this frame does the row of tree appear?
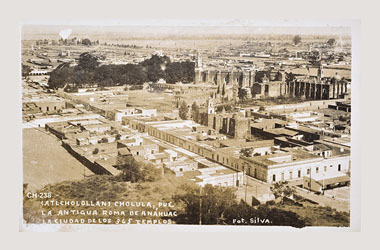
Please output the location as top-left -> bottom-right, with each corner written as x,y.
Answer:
48,53 -> 195,89
115,154 -> 162,183
172,184 -> 306,228
293,36 -> 338,47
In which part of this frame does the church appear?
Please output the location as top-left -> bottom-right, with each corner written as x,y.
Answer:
193,52 -> 349,100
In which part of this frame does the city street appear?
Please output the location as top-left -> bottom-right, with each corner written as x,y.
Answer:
294,186 -> 350,212
236,176 -> 350,213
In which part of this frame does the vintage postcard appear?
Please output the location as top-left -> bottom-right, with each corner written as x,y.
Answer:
20,20 -> 359,231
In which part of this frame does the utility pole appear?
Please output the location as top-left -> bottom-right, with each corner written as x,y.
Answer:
322,172 -> 325,195
199,186 -> 202,225
245,175 -> 248,203
309,168 -> 312,193
243,163 -> 248,203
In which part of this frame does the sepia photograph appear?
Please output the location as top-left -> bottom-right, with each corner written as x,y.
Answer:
20,20 -> 358,231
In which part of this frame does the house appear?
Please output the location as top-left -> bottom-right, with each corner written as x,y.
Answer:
164,159 -> 198,176
184,166 -> 243,187
303,171 -> 350,193
117,137 -> 143,148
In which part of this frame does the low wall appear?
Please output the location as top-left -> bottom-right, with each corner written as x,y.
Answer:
61,141 -> 112,175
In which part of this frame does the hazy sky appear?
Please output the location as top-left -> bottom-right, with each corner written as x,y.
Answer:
21,20 -> 352,40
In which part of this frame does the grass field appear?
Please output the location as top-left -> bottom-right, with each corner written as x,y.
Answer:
23,128 -> 94,191
126,90 -> 177,113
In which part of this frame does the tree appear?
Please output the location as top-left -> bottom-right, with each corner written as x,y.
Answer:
285,72 -> 295,84
179,101 -> 189,120
47,53 -> 193,89
238,88 -> 248,103
327,38 -> 336,46
76,52 -> 99,71
293,35 -> 302,45
22,64 -> 32,77
140,54 -> 170,83
240,147 -> 253,157
48,63 -> 74,89
116,156 -> 142,182
223,200 -> 306,228
173,184 -> 237,225
101,78 -> 114,87
270,181 -> 296,204
140,163 -> 162,182
191,102 -> 200,122
99,137 -> 108,143
82,38 -> 92,46
116,155 -> 161,182
224,104 -> 233,112
165,61 -> 195,84
173,184 -> 306,228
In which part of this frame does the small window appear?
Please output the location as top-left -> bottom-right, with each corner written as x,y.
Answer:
324,166 -> 327,172
307,169 -> 310,175
272,174 -> 276,182
316,167 -> 319,173
298,170 -> 301,178
338,164 -> 341,171
179,168 -> 183,172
